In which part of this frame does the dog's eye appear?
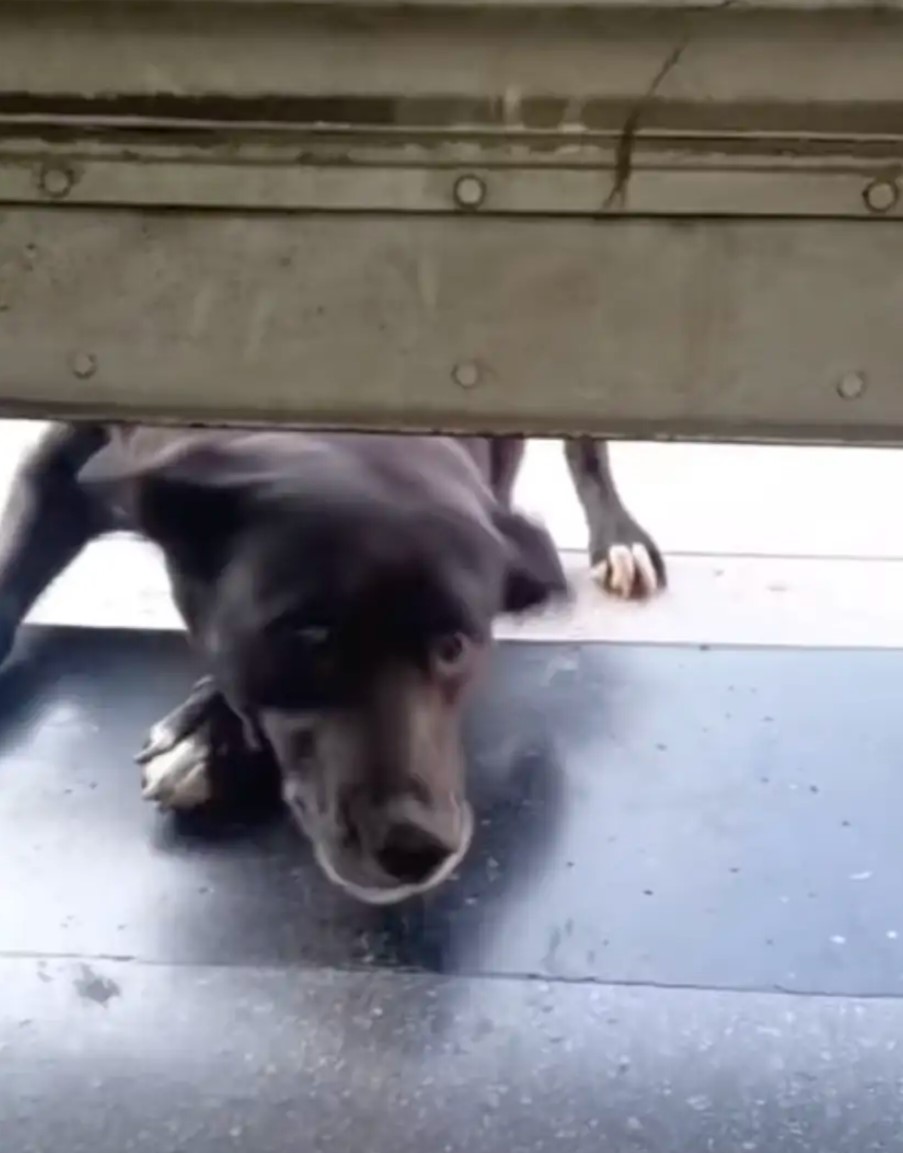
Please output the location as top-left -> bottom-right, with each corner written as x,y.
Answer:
433,633 -> 468,672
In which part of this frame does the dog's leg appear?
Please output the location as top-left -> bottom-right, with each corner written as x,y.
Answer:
488,437 -> 527,508
564,437 -> 666,600
0,422 -> 111,662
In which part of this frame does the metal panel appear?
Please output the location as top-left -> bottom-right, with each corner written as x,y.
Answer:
0,208 -> 897,441
0,1 -> 901,438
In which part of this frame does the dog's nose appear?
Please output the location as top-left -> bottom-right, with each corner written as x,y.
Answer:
375,821 -> 453,884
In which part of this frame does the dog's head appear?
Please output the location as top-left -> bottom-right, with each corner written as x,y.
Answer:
81,433 -> 567,903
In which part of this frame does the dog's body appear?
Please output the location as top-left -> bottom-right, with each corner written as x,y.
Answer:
0,424 -> 663,903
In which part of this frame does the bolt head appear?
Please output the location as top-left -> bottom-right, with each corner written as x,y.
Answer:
69,351 -> 97,380
863,178 -> 898,214
38,165 -> 75,199
454,174 -> 486,210
453,361 -> 480,389
837,370 -> 866,400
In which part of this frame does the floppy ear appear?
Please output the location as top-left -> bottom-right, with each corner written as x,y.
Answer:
494,509 -> 570,615
78,441 -> 249,575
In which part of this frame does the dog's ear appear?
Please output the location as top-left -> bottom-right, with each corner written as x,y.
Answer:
494,509 -> 570,615
78,441 -> 251,573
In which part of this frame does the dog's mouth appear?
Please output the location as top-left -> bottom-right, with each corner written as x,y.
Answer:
283,781 -> 474,905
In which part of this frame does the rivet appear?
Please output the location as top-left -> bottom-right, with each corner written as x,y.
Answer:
453,361 -> 480,389
453,174 -> 486,211
69,351 -> 97,380
38,164 -> 76,200
863,178 -> 899,215
837,370 -> 866,400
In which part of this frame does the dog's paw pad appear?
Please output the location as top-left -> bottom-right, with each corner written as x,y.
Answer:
592,543 -> 662,600
141,734 -> 212,811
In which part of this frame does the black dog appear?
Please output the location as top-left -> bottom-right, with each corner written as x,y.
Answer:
0,425 -> 662,904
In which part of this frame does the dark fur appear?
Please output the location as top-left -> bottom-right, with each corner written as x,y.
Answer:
0,425 -> 662,903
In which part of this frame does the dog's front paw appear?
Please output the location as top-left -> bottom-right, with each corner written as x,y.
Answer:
136,676 -> 217,765
590,531 -> 666,601
136,681 -> 281,817
140,731 -> 213,811
136,677 -> 222,812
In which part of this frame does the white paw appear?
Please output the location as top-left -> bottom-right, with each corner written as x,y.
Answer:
141,733 -> 212,811
139,716 -> 179,762
591,543 -> 662,600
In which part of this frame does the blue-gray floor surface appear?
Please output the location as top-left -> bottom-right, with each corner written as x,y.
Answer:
1,627 -> 901,1152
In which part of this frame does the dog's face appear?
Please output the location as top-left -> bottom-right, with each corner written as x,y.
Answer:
81,434 -> 567,903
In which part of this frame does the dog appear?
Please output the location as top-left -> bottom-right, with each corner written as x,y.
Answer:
0,425 -> 663,904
